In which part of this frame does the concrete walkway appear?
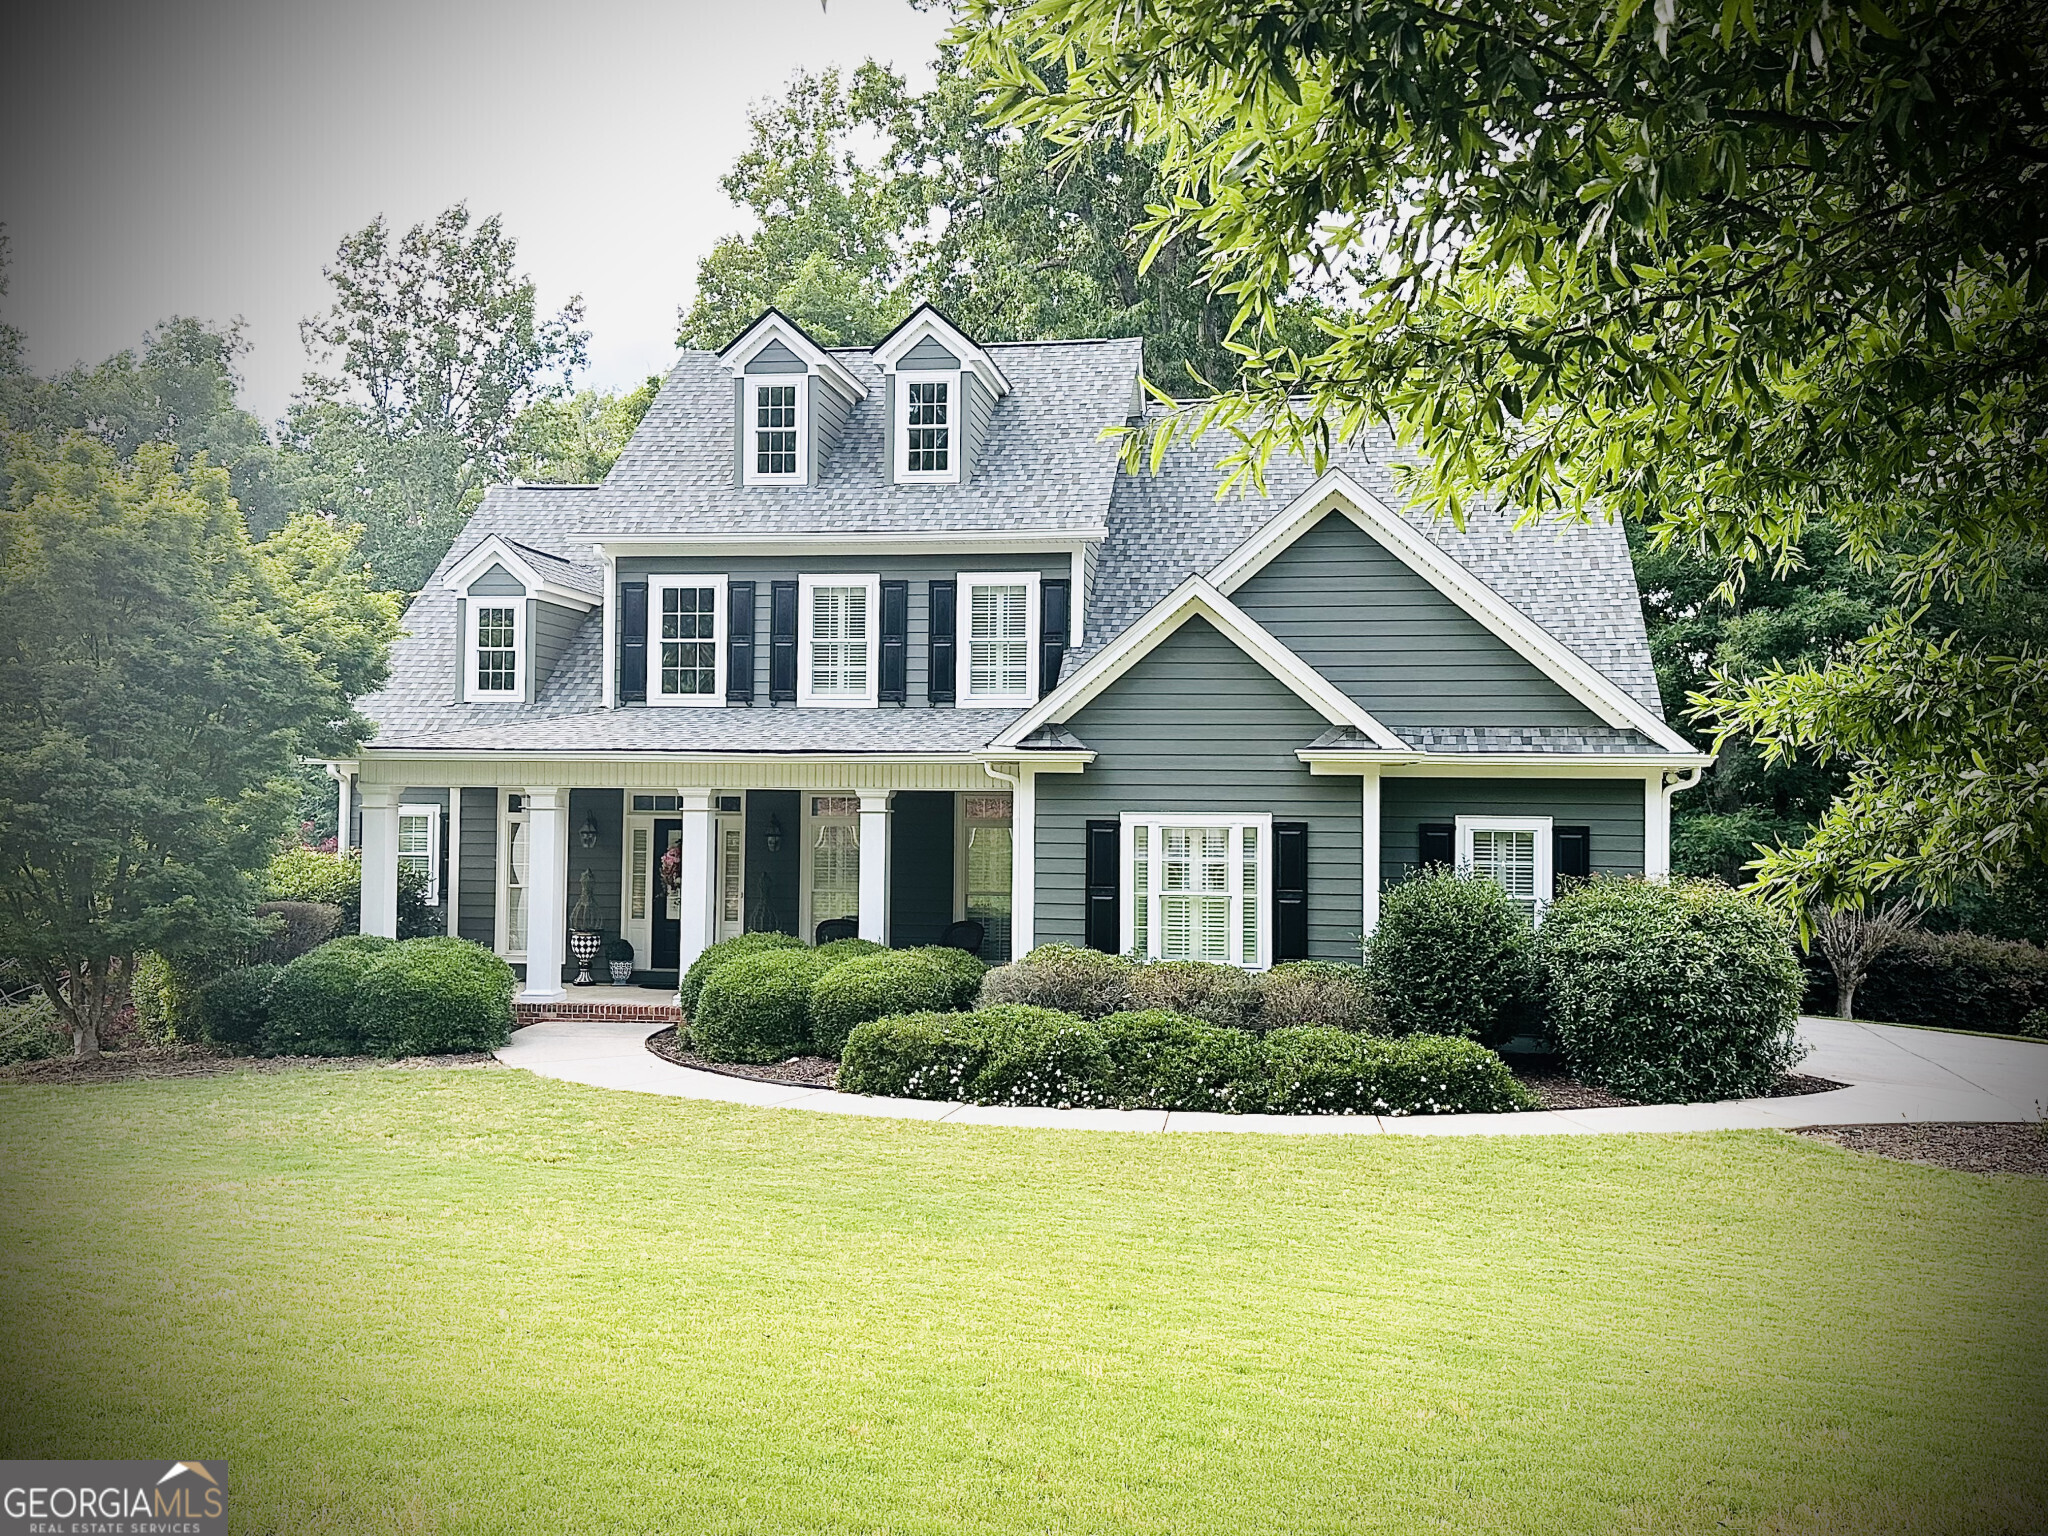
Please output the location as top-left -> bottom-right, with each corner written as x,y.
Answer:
493,1014 -> 2048,1136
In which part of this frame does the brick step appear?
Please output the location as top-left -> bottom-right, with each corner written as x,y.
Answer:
514,997 -> 680,1027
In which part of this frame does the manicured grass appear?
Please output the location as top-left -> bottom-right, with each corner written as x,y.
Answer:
1,1068 -> 2044,1535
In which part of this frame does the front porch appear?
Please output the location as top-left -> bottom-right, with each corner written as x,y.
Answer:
344,765 -> 1017,1004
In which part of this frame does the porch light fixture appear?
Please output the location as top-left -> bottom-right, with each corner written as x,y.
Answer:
579,814 -> 599,849
765,813 -> 783,854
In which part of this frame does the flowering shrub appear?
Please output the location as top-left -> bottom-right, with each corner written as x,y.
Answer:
1099,1009 -> 1265,1111
1260,1028 -> 1535,1116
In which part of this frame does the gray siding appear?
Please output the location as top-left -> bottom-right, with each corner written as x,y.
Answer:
744,339 -> 808,372
1232,511 -> 1603,727
458,788 -> 497,947
1379,777 -> 1645,886
1079,542 -> 1099,642
467,564 -> 525,598
745,790 -> 801,936
810,375 -> 854,485
889,792 -> 955,946
1036,616 -> 1365,961
616,552 -> 1075,707
527,598 -> 585,703
961,371 -> 995,485
564,789 -> 624,980
899,337 -> 960,369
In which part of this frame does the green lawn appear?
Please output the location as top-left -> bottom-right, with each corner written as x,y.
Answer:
1,1068 -> 2044,1535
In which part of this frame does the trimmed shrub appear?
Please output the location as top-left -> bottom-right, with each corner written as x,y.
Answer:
264,934 -> 396,1056
967,1004 -> 1114,1107
0,995 -> 66,1065
1099,1009 -> 1265,1112
808,952 -> 959,1058
899,945 -> 988,1008
693,948 -> 832,1063
250,901 -> 344,967
2019,1007 -> 2048,1040
976,943 -> 1135,1018
1261,1028 -> 1535,1116
838,1011 -> 996,1100
193,965 -> 280,1052
1538,877 -> 1805,1103
679,931 -> 805,1017
1834,928 -> 2048,1034
814,937 -> 889,967
1256,961 -> 1377,1032
1128,960 -> 1263,1031
350,937 -> 516,1057
1366,869 -> 1536,1046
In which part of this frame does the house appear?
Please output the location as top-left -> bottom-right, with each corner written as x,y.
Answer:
341,305 -> 1710,1002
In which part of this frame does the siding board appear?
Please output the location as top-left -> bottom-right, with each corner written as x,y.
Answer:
888,792 -> 955,946
458,787 -> 497,947
1378,777 -> 1645,886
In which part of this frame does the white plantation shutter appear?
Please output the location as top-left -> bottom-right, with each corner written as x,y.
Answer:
1131,823 -> 1150,958
506,814 -> 529,953
810,586 -> 869,695
1128,817 -> 1272,968
1471,828 -> 1539,908
1240,825 -> 1258,963
969,583 -> 1030,696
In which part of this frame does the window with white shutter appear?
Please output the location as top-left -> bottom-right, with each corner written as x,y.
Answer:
960,572 -> 1040,705
396,804 -> 441,905
1121,814 -> 1272,968
799,576 -> 879,705
1455,815 -> 1554,920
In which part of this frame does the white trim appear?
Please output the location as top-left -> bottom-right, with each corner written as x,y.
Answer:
1300,749 -> 1714,775
993,576 -> 1405,750
646,574 -> 728,706
395,801 -> 442,906
1121,812 -> 1274,970
742,377 -> 808,486
716,311 -> 869,402
440,534 -> 599,612
1361,767 -> 1382,936
894,370 -> 961,484
496,791 -> 529,961
1206,469 -> 1696,754
857,791 -> 893,944
595,531 -> 1105,555
1645,766 -> 1703,879
958,570 -> 1041,706
872,305 -> 1013,396
463,598 -> 526,704
445,791 -> 462,937
598,547 -> 617,710
798,574 -> 882,708
982,761 -> 1034,953
1455,814 -> 1554,913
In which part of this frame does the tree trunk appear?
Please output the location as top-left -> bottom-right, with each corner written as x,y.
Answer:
1837,979 -> 1857,1022
72,1017 -> 101,1060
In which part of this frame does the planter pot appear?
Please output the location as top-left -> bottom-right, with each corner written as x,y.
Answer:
569,929 -> 603,988
608,961 -> 635,985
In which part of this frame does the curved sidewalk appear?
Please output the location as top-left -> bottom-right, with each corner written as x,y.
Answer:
494,1015 -> 2048,1136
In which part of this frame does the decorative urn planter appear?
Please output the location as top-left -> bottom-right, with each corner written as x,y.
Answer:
568,870 -> 602,988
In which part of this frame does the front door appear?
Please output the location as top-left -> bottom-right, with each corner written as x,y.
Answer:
650,818 -> 681,971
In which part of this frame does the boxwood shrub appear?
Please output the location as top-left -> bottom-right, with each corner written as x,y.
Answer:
976,943 -> 1135,1018
1254,961 -> 1377,1032
1099,1009 -> 1265,1111
350,937 -> 517,1057
966,1004 -> 1115,1107
679,931 -> 805,1017
899,945 -> 988,1008
838,1011 -> 997,1100
1537,877 -> 1805,1103
1366,868 -> 1535,1045
1127,960 -> 1263,1030
814,936 -> 889,967
1261,1028 -> 1534,1116
808,951 -> 960,1058
263,934 -> 396,1056
193,965 -> 280,1052
693,948 -> 833,1063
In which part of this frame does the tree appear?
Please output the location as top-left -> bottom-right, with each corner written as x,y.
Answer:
0,437 -> 395,1057
964,0 -> 2048,910
507,378 -> 661,485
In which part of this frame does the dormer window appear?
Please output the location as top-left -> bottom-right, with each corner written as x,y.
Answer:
897,373 -> 957,482
466,601 -> 524,702
747,380 -> 805,483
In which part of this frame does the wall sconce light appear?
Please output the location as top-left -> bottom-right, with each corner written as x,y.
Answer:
765,813 -> 784,855
578,814 -> 599,849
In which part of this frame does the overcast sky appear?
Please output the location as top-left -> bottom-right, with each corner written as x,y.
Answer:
0,0 -> 950,425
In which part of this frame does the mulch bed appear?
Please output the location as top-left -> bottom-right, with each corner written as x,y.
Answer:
1505,1055 -> 1843,1111
1792,1122 -> 2048,1178
646,1027 -> 838,1088
1,1044 -> 503,1086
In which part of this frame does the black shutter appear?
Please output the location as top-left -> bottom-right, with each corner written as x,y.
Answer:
1418,822 -> 1455,869
725,581 -> 755,703
928,579 -> 957,704
1039,577 -> 1071,697
618,581 -> 647,702
1084,819 -> 1120,954
1554,825 -> 1591,883
1273,821 -> 1309,962
769,580 -> 798,703
879,579 -> 909,704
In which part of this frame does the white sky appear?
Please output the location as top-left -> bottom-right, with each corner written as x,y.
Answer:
0,0 -> 950,425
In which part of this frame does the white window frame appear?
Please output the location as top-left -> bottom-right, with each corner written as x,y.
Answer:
959,571 -> 1041,706
744,378 -> 807,485
1120,812 -> 1273,971
800,794 -> 862,939
396,802 -> 442,905
797,573 -> 881,707
647,575 -> 727,706
1455,815 -> 1554,918
496,792 -> 530,961
895,370 -> 960,484
465,598 -> 525,702
955,791 -> 1015,962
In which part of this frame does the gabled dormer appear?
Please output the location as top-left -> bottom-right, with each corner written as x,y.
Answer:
441,534 -> 600,704
717,310 -> 869,489
872,306 -> 1012,487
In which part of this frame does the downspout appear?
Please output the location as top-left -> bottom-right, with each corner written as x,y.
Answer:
1652,766 -> 1705,880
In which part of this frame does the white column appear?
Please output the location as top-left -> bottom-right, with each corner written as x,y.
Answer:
358,784 -> 400,939
522,787 -> 569,1001
1011,770 -> 1036,954
335,767 -> 354,852
857,791 -> 894,945
1643,771 -> 1672,879
1360,767 -> 1383,936
675,790 -> 718,978
445,790 -> 462,937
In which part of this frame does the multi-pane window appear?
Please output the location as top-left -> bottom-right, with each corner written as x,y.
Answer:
657,582 -> 719,699
904,378 -> 950,473
502,794 -> 529,956
961,793 -> 1013,962
967,580 -> 1032,701
396,806 -> 441,904
473,605 -> 519,695
1456,816 -> 1552,920
802,579 -> 875,703
1126,815 -> 1269,969
755,383 -> 798,477
807,795 -> 861,932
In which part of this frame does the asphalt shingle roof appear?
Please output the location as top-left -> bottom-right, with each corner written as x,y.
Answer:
1304,725 -> 1664,755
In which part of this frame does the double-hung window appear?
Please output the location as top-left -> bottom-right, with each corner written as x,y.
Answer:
746,380 -> 804,483
896,372 -> 958,482
649,577 -> 724,704
960,572 -> 1039,705
396,803 -> 441,904
466,601 -> 524,701
1123,814 -> 1271,969
1456,815 -> 1553,920
798,574 -> 879,706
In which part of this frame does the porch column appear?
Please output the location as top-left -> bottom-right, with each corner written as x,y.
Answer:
857,791 -> 893,945
1643,771 -> 1672,879
334,766 -> 354,852
522,787 -> 569,1002
1010,770 -> 1036,955
1361,767 -> 1383,935
675,790 -> 718,978
445,790 -> 462,937
358,784 -> 400,939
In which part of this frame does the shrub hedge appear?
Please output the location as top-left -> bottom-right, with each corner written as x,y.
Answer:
1254,961 -> 1377,1032
814,937 -> 889,967
1099,1009 -> 1265,1111
976,944 -> 1135,1018
808,951 -> 959,1058
1128,960 -> 1263,1030
351,937 -> 517,1057
838,1005 -> 1110,1107
1366,868 -> 1535,1046
899,945 -> 988,1008
1260,1027 -> 1534,1115
193,965 -> 280,1052
1818,928 -> 2048,1034
1538,877 -> 1805,1103
264,847 -> 434,937
263,934 -> 396,1056
693,948 -> 834,1063
679,931 -> 805,1017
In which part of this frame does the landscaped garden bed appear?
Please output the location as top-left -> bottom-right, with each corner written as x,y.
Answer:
1794,1122 -> 2048,1178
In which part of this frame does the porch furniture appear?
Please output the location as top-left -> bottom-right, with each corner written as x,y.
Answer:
938,919 -> 985,956
815,916 -> 860,945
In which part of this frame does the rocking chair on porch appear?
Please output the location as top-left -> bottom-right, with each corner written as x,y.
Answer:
814,917 -> 860,945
